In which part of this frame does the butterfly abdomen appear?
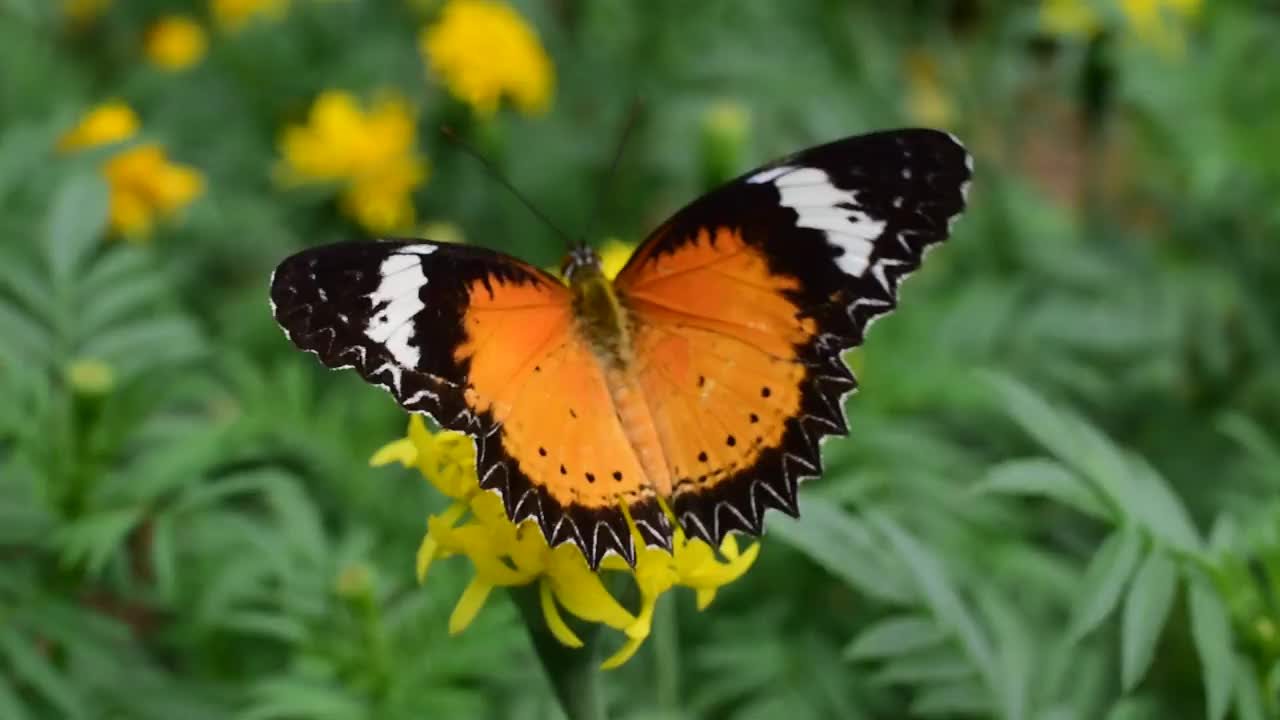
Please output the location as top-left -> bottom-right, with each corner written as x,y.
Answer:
604,369 -> 673,497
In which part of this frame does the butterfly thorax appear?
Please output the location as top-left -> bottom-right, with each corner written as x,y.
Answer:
564,248 -> 632,367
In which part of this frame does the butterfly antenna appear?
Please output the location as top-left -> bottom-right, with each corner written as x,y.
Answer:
581,98 -> 644,251
440,126 -> 574,245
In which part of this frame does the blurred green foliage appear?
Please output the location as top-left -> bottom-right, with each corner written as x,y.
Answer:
2,0 -> 1280,718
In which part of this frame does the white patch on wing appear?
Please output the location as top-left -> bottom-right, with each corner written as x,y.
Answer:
365,253 -> 427,368
774,167 -> 827,187
766,166 -> 886,277
398,243 -> 439,255
746,165 -> 796,184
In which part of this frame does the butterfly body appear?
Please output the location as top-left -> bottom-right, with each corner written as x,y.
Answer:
565,246 -> 633,368
271,129 -> 973,569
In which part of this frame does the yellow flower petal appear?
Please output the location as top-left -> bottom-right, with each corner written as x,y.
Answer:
598,239 -> 634,281
600,635 -> 646,671
58,101 -> 139,152
418,501 -> 468,582
66,359 -> 114,395
540,578 -> 584,648
374,420 -> 764,669
448,576 -> 493,635
144,15 -> 207,71
416,534 -> 440,584
369,437 -> 418,468
1041,0 -> 1099,37
546,547 -> 635,631
99,144 -> 204,239
420,0 -> 554,117
277,90 -> 427,234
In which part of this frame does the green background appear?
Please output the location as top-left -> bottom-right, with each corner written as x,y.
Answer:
2,1 -> 1279,718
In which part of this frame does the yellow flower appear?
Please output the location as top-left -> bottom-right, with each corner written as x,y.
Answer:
420,0 -> 554,117
211,0 -> 289,31
371,415 -> 761,669
278,90 -> 428,233
903,50 -> 954,129
58,103 -> 205,240
702,101 -> 750,148
416,220 -> 466,245
102,145 -> 205,239
66,359 -> 114,395
145,16 -> 208,71
597,239 -> 633,280
1041,0 -> 1100,36
57,100 -> 139,152
1041,0 -> 1202,54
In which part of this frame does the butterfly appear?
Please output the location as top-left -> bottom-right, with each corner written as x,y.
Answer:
270,129 -> 973,569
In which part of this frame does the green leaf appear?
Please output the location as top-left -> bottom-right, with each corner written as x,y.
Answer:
0,301 -> 53,367
1233,654 -> 1266,720
79,271 -> 170,337
977,587 -> 1034,720
985,374 -> 1200,553
909,681 -> 990,717
52,508 -> 144,575
769,499 -> 914,604
1121,549 -> 1178,691
1068,526 -> 1144,642
150,512 -> 178,603
0,121 -> 57,202
0,676 -> 33,720
871,646 -> 975,685
0,250 -> 55,323
973,458 -> 1111,520
844,615 -> 946,660
238,679 -> 368,720
0,628 -> 85,719
871,513 -> 998,690
45,172 -> 109,287
1187,574 -> 1234,720
218,610 -> 308,643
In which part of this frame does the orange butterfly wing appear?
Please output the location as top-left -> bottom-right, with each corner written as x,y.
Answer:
271,129 -> 972,565
615,129 -> 972,544
271,241 -> 668,566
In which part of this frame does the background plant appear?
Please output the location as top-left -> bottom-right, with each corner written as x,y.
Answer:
1,0 -> 1278,718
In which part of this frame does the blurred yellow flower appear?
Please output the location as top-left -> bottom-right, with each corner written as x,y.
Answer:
421,0 -> 554,117
64,0 -> 111,24
145,16 -> 208,71
66,359 -> 114,395
371,416 -> 760,669
1041,0 -> 1202,54
278,90 -> 428,233
57,100 -> 139,152
211,0 -> 289,31
416,220 -> 466,245
103,145 -> 205,239
58,103 -> 205,240
903,50 -> 955,129
702,100 -> 750,146
1041,0 -> 1099,36
597,238 -> 633,280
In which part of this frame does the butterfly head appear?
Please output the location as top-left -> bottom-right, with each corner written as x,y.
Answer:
560,243 -> 603,284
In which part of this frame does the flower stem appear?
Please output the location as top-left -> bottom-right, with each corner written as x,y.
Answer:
653,594 -> 680,712
511,584 -> 608,720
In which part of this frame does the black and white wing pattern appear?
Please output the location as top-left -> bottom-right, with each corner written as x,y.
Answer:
613,128 -> 973,545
